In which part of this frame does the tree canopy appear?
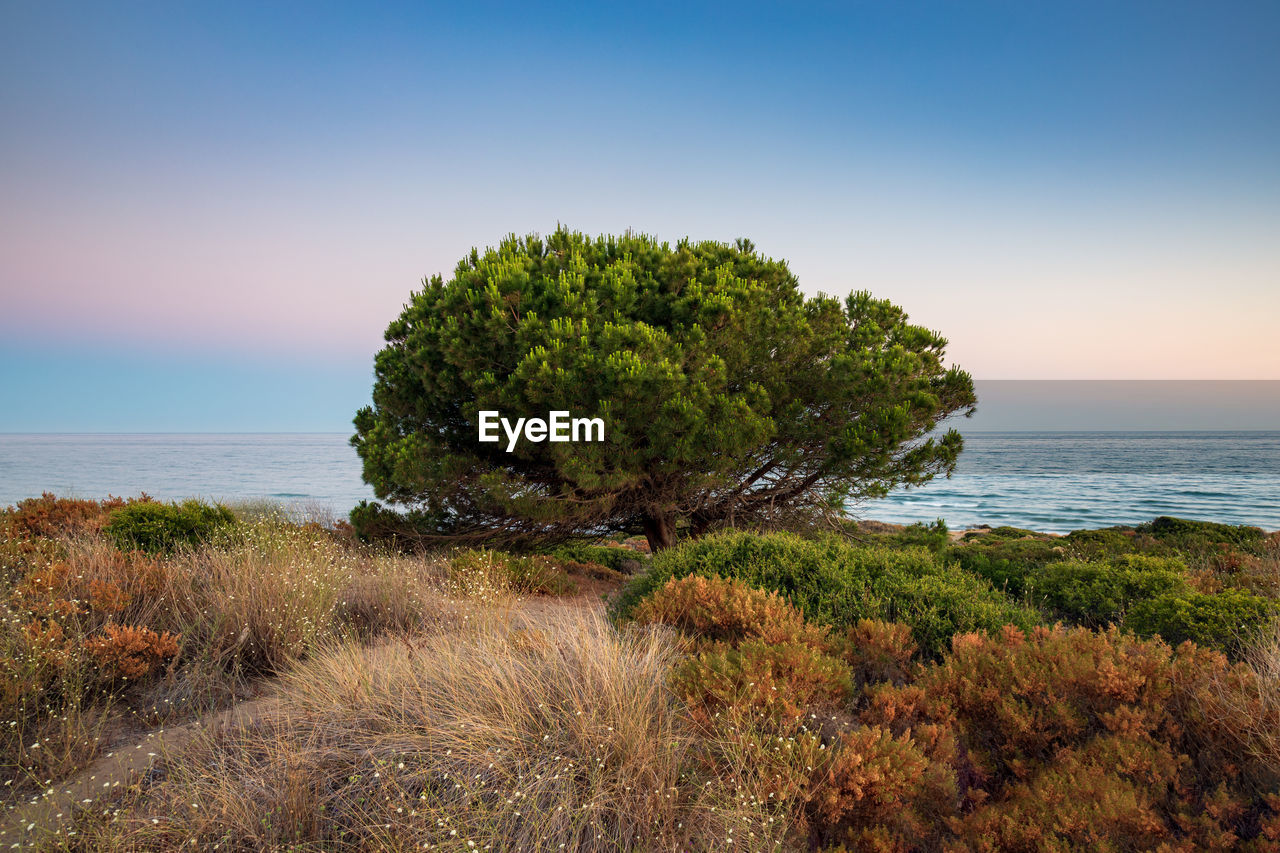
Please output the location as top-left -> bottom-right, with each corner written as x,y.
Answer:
352,228 -> 975,551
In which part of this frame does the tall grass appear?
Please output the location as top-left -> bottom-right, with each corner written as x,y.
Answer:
2,516 -> 454,804
54,610 -> 783,850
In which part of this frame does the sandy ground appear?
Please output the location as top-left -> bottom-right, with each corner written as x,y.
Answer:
1,698 -> 279,847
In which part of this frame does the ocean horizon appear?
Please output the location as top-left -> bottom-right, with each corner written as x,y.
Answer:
2,430 -> 1278,534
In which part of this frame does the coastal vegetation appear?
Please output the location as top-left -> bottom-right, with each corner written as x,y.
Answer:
1,493 -> 1277,849
351,229 -> 976,552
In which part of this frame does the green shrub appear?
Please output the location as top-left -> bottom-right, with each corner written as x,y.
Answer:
882,519 -> 950,553
872,568 -> 1039,657
1060,526 -> 1144,559
946,538 -> 1067,597
1027,555 -> 1193,628
103,500 -> 236,554
1126,588 -> 1279,657
1137,516 -> 1267,552
615,531 -> 1035,658
549,543 -> 645,574
612,531 -> 886,626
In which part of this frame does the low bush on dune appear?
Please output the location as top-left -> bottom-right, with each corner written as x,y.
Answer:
102,499 -> 237,554
1025,554 -> 1195,627
1,493 -> 154,541
613,531 -> 1037,657
632,574 -> 829,649
955,516 -> 1278,601
550,543 -> 647,574
623,569 -> 1280,850
1128,587 -> 1280,658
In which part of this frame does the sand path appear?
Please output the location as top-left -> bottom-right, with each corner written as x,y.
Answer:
1,697 -> 280,848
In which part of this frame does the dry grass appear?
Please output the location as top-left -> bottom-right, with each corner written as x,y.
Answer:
50,609 -> 785,851
1225,618 -> 1280,777
2,517 -> 461,808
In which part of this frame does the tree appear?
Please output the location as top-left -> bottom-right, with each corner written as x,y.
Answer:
352,228 -> 976,552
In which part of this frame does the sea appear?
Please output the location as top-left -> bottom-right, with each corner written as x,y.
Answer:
1,432 -> 1278,534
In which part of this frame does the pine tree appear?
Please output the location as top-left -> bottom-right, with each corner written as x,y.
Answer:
352,228 -> 975,551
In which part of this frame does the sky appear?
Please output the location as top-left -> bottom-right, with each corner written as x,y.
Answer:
2,0 -> 1278,431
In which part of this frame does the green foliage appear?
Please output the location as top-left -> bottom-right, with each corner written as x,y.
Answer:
352,228 -> 975,551
878,519 -> 950,552
1060,526 -> 1143,559
615,531 -> 1034,657
946,537 -> 1067,597
548,543 -> 645,574
1138,515 -> 1268,552
1027,555 -> 1194,628
102,501 -> 236,554
871,567 -> 1038,658
1127,588 -> 1279,657
982,525 -> 1044,540
348,500 -> 457,545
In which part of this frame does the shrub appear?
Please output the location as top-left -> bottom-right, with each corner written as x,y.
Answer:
945,537 -> 1068,597
807,725 -> 957,850
1127,588 -> 1279,657
1061,526 -> 1144,559
671,639 -> 854,728
871,565 -> 1038,658
854,625 -> 1280,848
632,574 -> 828,649
919,626 -> 1179,788
84,623 -> 180,681
1138,516 -> 1268,552
982,526 -> 1045,540
447,549 -> 577,598
617,532 -> 1035,658
103,500 -> 236,554
1027,554 -> 1193,627
613,531 -> 882,623
831,619 -> 918,689
879,519 -> 950,553
551,543 -> 646,574
1,493 -> 147,540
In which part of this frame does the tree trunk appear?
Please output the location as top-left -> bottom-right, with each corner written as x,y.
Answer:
642,511 -> 676,552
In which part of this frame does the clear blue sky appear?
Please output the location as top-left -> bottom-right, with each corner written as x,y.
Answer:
2,1 -> 1278,431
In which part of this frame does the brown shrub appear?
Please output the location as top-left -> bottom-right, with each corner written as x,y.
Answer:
84,623 -> 180,680
808,726 -> 958,851
9,545 -> 167,627
832,619 -> 918,690
633,574 -> 829,648
672,639 -> 853,729
950,737 -> 1180,852
850,625 -> 1280,849
2,493 -> 152,540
